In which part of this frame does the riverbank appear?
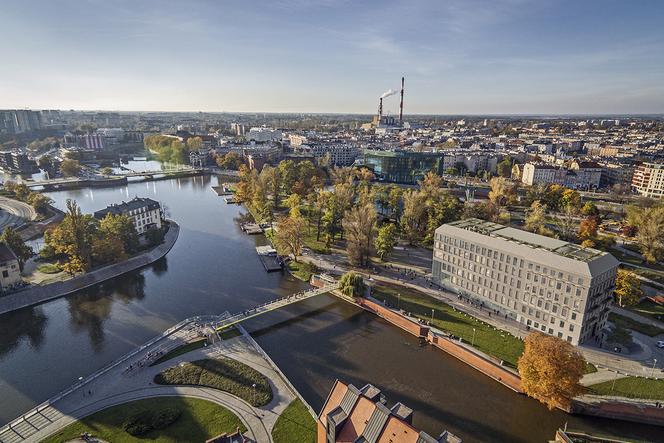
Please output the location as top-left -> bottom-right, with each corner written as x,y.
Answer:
0,220 -> 180,315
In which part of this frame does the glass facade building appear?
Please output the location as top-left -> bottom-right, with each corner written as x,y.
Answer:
359,149 -> 444,184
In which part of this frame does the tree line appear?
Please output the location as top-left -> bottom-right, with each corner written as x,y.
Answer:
144,135 -> 203,164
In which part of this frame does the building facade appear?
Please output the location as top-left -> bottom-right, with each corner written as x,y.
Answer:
0,244 -> 21,292
632,162 -> 664,198
94,197 -> 162,235
359,150 -> 444,184
432,219 -> 618,345
299,143 -> 359,166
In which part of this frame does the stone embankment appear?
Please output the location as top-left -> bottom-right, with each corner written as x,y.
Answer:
0,220 -> 180,315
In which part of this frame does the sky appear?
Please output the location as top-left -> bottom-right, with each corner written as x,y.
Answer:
1,0 -> 663,114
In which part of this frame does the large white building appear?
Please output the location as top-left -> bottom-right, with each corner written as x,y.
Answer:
298,143 -> 359,166
432,219 -> 618,345
632,162 -> 664,198
247,127 -> 282,143
94,197 -> 162,235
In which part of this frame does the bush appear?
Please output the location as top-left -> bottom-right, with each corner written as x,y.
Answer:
122,407 -> 181,436
146,226 -> 166,246
37,263 -> 61,274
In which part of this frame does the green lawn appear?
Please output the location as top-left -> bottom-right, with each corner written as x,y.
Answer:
584,362 -> 598,374
155,358 -> 272,406
40,397 -> 246,443
288,261 -> 317,282
608,313 -> 664,337
628,267 -> 664,286
588,377 -> 664,400
151,329 -> 242,366
302,222 -> 331,254
371,284 -> 525,367
629,299 -> 664,323
37,263 -> 61,274
271,399 -> 316,443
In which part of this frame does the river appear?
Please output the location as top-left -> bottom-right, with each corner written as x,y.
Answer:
0,174 -> 660,442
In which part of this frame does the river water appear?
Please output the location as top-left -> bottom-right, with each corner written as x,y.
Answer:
0,174 -> 660,442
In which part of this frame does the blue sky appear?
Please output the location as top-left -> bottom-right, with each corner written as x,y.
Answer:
1,0 -> 663,114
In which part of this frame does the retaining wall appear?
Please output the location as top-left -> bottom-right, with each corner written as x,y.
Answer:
571,397 -> 664,427
0,221 -> 180,315
356,297 -> 430,337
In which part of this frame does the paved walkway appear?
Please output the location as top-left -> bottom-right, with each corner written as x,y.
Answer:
4,332 -> 298,443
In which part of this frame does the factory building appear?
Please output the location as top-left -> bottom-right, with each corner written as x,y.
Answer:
432,219 -> 618,345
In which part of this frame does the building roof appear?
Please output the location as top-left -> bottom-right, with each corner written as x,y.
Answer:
0,243 -> 18,263
94,197 -> 160,219
437,218 -> 618,278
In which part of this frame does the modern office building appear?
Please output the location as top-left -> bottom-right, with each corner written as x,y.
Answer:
432,218 -> 618,345
632,162 -> 664,198
358,149 -> 444,184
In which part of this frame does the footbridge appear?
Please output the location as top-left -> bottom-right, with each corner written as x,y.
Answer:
0,283 -> 337,443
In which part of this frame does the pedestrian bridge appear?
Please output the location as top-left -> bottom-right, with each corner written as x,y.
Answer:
0,283 -> 338,443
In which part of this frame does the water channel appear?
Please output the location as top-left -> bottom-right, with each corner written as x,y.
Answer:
0,173 -> 661,442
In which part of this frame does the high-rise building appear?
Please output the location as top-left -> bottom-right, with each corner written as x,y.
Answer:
432,218 -> 618,345
0,110 -> 42,135
632,162 -> 664,198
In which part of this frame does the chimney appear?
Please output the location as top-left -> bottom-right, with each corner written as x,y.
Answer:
379,97 -> 383,119
399,76 -> 404,125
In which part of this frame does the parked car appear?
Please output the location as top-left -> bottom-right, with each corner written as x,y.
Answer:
656,340 -> 664,348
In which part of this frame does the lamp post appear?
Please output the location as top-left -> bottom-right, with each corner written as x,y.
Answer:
471,328 -> 476,347
397,293 -> 401,310
252,383 -> 257,413
652,359 -> 658,378
430,309 -> 435,323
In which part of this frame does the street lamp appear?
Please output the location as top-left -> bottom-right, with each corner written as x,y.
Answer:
471,328 -> 476,347
430,309 -> 435,323
397,293 -> 401,310
179,362 -> 187,382
252,383 -> 257,411
652,359 -> 658,378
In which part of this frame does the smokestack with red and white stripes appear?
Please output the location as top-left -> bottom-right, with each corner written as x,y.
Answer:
399,76 -> 404,125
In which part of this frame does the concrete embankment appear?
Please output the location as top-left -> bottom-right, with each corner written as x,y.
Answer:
0,220 -> 180,315
571,395 -> 664,427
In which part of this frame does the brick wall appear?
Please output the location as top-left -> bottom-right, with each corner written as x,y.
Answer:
356,298 -> 430,337
572,398 -> 664,426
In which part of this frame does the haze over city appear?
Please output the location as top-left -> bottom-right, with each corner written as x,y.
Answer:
2,0 -> 664,114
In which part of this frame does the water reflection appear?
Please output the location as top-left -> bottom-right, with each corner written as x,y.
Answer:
151,256 -> 168,276
0,307 -> 48,359
66,272 -> 146,352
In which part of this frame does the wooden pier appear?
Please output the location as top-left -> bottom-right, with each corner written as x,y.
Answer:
241,223 -> 263,234
256,246 -> 283,272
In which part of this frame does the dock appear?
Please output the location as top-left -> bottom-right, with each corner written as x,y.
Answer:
256,245 -> 283,272
211,183 -> 235,196
224,196 -> 238,204
241,223 -> 263,234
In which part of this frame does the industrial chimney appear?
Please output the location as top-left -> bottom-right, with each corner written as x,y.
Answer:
399,76 -> 404,125
379,97 -> 383,119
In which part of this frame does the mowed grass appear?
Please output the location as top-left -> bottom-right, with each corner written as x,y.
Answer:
288,261 -> 317,282
609,313 -> 664,337
155,358 -> 272,407
37,263 -> 61,274
271,399 -> 316,443
41,397 -> 245,443
629,299 -> 664,323
372,284 -> 524,367
588,377 -> 664,400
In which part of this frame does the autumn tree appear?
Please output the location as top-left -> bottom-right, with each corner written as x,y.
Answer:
27,192 -> 53,216
45,200 -> 97,271
488,177 -> 517,207
578,217 -> 599,248
525,200 -> 550,235
343,203 -> 377,267
496,157 -> 512,177
517,332 -> 585,410
60,159 -> 82,177
216,152 -> 242,170
375,223 -> 398,260
98,213 -> 139,255
274,215 -> 306,261
339,271 -> 366,298
614,269 -> 643,307
626,204 -> 664,263
185,136 -> 203,151
0,227 -> 32,270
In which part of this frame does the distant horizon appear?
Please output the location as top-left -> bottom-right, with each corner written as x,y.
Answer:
2,1 -> 663,114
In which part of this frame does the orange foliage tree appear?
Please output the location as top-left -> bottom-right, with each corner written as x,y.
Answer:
517,332 -> 585,410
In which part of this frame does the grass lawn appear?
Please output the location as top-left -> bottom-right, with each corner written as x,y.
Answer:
41,397 -> 246,443
155,358 -> 272,407
302,222 -> 331,254
151,329 -> 241,366
584,362 -> 598,374
588,377 -> 664,400
37,263 -> 61,274
371,283 -> 525,367
629,267 -> 664,286
629,299 -> 664,323
271,399 -> 316,443
608,313 -> 664,337
288,261 -> 317,282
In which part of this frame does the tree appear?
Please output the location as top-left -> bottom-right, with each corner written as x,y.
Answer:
60,159 -> 82,177
186,137 -> 203,151
100,167 -> 114,176
626,204 -> 664,263
216,152 -> 242,170
517,332 -> 585,410
614,269 -> 643,307
274,215 -> 306,261
37,155 -> 53,171
578,217 -> 599,247
92,235 -> 127,265
525,200 -> 547,234
283,193 -> 302,218
488,177 -> 517,207
555,205 -> 577,241
339,272 -> 365,298
343,203 -> 377,267
46,200 -> 97,271
0,227 -> 32,269
98,213 -> 139,255
496,157 -> 512,177
400,190 -> 428,244
278,160 -> 298,194
581,201 -> 599,217
375,223 -> 398,260
560,189 -> 581,211
387,185 -> 403,222
27,193 -> 53,216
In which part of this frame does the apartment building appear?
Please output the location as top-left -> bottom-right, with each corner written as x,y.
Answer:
298,143 -> 359,166
521,162 -> 565,186
632,162 -> 664,198
432,219 -> 618,345
94,197 -> 162,235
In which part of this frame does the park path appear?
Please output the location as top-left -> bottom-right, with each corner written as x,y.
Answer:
6,333 -> 297,443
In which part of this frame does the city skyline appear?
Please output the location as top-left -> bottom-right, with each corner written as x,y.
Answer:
2,0 -> 664,114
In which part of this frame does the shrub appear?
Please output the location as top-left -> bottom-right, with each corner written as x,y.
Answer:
122,407 -> 181,436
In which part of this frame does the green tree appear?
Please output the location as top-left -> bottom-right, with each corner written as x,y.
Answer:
278,160 -> 298,194
375,223 -> 398,260
283,193 -> 302,218
626,204 -> 664,263
0,227 -> 32,269
92,234 -> 127,265
525,200 -> 547,234
339,272 -> 365,298
216,152 -> 242,170
98,213 -> 139,255
496,157 -> 512,177
27,192 -> 53,216
614,269 -> 643,307
343,203 -> 377,267
46,200 -> 97,271
186,136 -> 203,150
387,185 -> 404,222
274,215 -> 306,261
581,201 -> 599,217
60,159 -> 82,177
